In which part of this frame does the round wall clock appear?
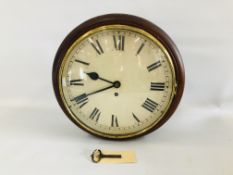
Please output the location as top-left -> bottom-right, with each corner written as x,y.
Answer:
52,14 -> 185,140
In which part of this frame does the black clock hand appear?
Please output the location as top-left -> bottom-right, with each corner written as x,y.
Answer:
88,80 -> 121,96
87,84 -> 115,96
72,81 -> 121,103
85,72 -> 114,84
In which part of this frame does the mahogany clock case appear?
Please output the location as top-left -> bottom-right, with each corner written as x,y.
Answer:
52,14 -> 185,140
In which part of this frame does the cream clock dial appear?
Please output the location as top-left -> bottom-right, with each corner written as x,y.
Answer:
53,14 -> 185,139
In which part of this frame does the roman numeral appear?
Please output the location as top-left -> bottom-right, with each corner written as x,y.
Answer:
142,98 -> 158,112
151,82 -> 165,91
132,113 -> 140,122
90,39 -> 104,55
113,35 -> 125,51
71,93 -> 88,108
75,59 -> 90,66
136,43 -> 145,55
89,107 -> 101,122
70,79 -> 84,86
111,115 -> 119,127
147,61 -> 161,72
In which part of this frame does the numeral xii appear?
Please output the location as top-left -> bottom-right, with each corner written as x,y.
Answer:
113,35 -> 125,51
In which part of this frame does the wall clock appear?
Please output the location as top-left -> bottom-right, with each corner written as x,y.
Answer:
52,14 -> 185,140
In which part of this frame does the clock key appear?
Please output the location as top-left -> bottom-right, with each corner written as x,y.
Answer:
90,149 -> 137,164
91,149 -> 122,163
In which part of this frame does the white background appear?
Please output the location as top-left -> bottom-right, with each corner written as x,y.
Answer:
0,0 -> 233,174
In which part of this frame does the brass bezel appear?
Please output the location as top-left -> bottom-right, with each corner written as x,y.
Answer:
58,25 -> 176,139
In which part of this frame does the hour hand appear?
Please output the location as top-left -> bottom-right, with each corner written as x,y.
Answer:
86,72 -> 99,80
85,72 -> 114,84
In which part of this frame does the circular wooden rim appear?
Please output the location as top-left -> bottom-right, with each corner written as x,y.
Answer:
52,14 -> 185,140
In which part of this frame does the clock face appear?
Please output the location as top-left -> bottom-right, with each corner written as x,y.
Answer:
58,25 -> 176,138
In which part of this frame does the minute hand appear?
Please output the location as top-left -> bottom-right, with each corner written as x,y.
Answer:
87,84 -> 115,96
87,80 -> 121,96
